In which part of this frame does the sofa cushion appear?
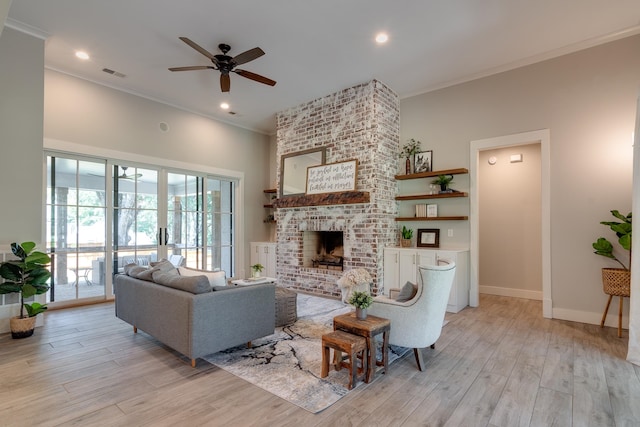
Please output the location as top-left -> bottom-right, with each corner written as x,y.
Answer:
151,271 -> 211,294
149,259 -> 179,275
124,263 -> 146,276
178,267 -> 226,287
395,281 -> 418,302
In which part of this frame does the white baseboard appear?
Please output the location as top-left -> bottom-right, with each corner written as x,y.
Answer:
553,307 -> 628,329
479,285 -> 543,301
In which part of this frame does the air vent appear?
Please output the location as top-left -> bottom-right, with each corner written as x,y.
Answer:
102,68 -> 126,78
228,111 -> 237,115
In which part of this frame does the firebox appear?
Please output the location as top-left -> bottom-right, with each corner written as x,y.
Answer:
302,231 -> 344,270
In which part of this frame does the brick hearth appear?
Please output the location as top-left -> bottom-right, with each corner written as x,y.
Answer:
275,80 -> 400,297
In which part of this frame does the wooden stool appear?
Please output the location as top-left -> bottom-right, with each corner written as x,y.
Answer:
321,330 -> 367,390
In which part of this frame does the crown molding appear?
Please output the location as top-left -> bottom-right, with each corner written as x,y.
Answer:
4,18 -> 49,40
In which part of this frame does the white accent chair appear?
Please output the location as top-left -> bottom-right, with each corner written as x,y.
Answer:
368,263 -> 456,371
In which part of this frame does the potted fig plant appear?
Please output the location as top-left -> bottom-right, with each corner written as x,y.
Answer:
250,263 -> 264,278
348,290 -> 373,320
0,242 -> 51,339
592,210 -> 631,301
401,226 -> 413,247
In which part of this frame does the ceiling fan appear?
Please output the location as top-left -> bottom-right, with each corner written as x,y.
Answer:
169,37 -> 276,92
118,166 -> 142,180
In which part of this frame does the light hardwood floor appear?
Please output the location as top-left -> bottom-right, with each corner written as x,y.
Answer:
1,294 -> 639,426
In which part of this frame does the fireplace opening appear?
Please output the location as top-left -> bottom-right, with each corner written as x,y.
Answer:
303,231 -> 344,271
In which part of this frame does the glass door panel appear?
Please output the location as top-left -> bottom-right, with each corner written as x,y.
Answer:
46,156 -> 107,303
207,178 -> 235,275
167,173 -> 204,268
113,165 -> 159,272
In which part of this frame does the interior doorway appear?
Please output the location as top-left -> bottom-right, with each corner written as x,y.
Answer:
469,129 -> 552,317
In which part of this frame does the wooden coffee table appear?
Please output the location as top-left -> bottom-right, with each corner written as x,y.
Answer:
333,313 -> 390,383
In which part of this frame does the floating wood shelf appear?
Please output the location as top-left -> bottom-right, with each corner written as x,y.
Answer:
263,204 -> 275,208
395,216 -> 469,221
273,191 -> 370,208
264,189 -> 277,193
395,168 -> 469,181
395,192 -> 468,201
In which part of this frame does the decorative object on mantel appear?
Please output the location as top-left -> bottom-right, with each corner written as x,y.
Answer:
592,210 -> 632,337
306,159 -> 358,195
400,225 -> 413,247
337,268 -> 372,303
250,263 -> 265,278
432,174 -> 455,192
399,138 -> 421,175
0,242 -> 51,339
348,290 -> 374,320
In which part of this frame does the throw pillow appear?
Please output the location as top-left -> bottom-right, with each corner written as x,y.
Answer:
125,264 -> 151,280
149,259 -> 179,276
152,270 -> 211,294
178,267 -> 226,287
395,281 -> 418,302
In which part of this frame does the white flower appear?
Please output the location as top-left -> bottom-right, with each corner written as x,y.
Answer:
337,268 -> 372,289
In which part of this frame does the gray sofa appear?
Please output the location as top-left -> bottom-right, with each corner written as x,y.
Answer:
114,273 -> 276,367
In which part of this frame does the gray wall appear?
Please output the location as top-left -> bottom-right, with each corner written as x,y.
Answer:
401,34 -> 640,322
0,27 -> 44,244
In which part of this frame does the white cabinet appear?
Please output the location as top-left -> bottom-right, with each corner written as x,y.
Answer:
250,242 -> 277,278
383,247 -> 469,313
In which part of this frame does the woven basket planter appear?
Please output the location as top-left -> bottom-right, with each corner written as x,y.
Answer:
601,268 -> 631,297
9,315 -> 37,339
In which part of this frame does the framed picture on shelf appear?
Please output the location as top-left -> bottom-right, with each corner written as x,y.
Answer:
417,228 -> 440,248
427,204 -> 438,218
414,150 -> 433,173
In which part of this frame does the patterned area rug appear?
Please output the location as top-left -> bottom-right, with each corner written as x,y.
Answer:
203,293 -> 410,413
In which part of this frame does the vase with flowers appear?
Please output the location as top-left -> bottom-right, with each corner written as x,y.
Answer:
348,291 -> 374,320
337,268 -> 372,303
399,138 -> 422,174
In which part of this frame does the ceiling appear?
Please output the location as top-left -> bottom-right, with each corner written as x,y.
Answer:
6,1 -> 640,135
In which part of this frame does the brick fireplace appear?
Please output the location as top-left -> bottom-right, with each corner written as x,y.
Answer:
274,80 -> 399,297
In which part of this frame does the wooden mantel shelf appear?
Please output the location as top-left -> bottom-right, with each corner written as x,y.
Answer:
273,191 -> 370,208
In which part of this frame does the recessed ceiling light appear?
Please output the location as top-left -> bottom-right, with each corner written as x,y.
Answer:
220,102 -> 230,110
375,33 -> 389,44
75,51 -> 90,60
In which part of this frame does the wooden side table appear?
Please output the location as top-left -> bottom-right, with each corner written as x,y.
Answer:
333,312 -> 390,383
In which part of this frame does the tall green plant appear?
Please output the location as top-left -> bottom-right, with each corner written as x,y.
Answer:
0,242 -> 51,318
592,210 -> 632,270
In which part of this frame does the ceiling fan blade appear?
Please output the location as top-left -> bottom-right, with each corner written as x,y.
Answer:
231,47 -> 265,66
168,66 -> 215,72
179,37 -> 216,60
220,74 -> 231,92
234,69 -> 276,87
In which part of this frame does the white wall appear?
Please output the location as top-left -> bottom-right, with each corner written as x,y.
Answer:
401,34 -> 640,324
0,1 -> 11,37
0,27 -> 44,243
479,144 -> 542,298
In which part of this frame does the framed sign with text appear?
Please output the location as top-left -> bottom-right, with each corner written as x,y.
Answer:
306,159 -> 358,195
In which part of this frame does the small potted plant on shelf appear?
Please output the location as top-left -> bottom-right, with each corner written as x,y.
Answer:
250,263 -> 265,278
0,242 -> 51,339
348,290 -> 374,320
432,174 -> 455,192
401,226 -> 413,247
399,138 -> 421,175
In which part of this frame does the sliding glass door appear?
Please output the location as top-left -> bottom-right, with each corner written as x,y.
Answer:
45,153 -> 238,305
